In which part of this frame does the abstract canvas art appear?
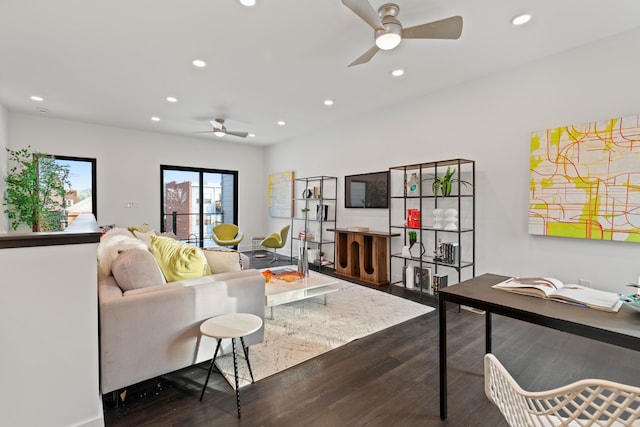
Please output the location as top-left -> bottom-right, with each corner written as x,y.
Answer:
268,171 -> 294,218
529,114 -> 640,241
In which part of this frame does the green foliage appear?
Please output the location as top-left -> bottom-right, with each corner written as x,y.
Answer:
4,147 -> 71,231
427,167 -> 472,198
408,230 -> 417,242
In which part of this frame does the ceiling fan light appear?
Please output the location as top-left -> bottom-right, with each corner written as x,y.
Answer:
375,23 -> 402,50
213,130 -> 226,137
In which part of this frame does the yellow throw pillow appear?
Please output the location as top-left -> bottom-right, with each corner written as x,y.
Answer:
150,235 -> 211,282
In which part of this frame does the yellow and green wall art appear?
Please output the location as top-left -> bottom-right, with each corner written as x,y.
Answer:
529,114 -> 640,242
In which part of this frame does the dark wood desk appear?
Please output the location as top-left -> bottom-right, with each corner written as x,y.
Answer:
438,273 -> 640,420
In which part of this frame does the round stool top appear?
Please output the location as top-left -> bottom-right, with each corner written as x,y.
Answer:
200,313 -> 263,339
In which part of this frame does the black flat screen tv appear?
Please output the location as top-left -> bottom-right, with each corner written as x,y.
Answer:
345,171 -> 389,208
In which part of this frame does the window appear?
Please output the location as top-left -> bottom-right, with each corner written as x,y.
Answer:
51,155 -> 97,228
161,165 -> 238,247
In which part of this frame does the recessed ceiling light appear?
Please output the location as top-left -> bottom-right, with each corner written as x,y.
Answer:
248,133 -> 256,137
166,96 -> 177,103
151,116 -> 160,122
192,59 -> 206,68
391,69 -> 404,77
324,99 -> 334,106
277,121 -> 286,126
30,95 -> 44,102
239,0 -> 256,6
511,13 -> 531,26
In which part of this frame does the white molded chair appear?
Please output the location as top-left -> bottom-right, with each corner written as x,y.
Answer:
484,353 -> 640,427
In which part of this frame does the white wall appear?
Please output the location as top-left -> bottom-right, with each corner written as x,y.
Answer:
7,114 -> 267,251
0,242 -> 103,427
266,27 -> 640,293
0,104 -> 7,233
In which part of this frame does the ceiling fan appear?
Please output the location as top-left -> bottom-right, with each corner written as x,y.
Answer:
193,118 -> 249,138
342,0 -> 463,67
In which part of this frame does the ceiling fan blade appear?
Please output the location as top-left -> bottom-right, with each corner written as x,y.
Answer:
402,16 -> 463,40
193,131 -> 214,133
225,130 -> 248,138
348,45 -> 380,67
342,0 -> 383,29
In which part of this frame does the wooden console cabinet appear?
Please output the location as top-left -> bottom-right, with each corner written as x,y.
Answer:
328,228 -> 399,286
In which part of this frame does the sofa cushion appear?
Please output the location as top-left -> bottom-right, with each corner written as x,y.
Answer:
112,249 -> 166,291
97,234 -> 148,276
150,235 -> 211,282
202,249 -> 244,274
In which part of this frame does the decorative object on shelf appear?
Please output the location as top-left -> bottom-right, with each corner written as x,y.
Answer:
407,209 -> 421,228
415,267 -> 433,294
434,239 -> 444,261
433,208 -> 444,229
302,188 -> 312,198
425,166 -> 471,198
444,208 -> 458,230
401,245 -> 411,257
297,241 -> 309,277
433,273 -> 448,294
405,265 -> 415,289
313,186 -> 319,198
406,172 -> 419,196
409,241 -> 426,258
316,204 -> 328,220
408,230 -> 417,246
440,242 -> 459,264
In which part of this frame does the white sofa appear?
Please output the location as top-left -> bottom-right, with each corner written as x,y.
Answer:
97,229 -> 265,395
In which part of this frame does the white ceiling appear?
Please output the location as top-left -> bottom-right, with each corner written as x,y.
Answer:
2,0 -> 640,146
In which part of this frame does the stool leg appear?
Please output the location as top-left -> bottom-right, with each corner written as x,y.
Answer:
232,338 -> 241,418
240,337 -> 256,384
200,338 -> 222,401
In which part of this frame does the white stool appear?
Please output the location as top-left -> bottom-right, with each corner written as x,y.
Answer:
199,313 -> 263,418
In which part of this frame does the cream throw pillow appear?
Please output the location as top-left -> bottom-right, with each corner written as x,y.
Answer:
97,234 -> 148,276
150,235 -> 211,282
202,249 -> 243,274
111,249 -> 166,291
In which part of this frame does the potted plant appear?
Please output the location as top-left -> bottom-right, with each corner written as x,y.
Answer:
4,146 -> 71,232
426,167 -> 471,198
408,230 -> 417,246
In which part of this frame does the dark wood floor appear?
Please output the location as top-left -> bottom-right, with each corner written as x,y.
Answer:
103,254 -> 640,427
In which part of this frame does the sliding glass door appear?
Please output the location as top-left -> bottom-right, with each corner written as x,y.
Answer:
160,165 -> 238,247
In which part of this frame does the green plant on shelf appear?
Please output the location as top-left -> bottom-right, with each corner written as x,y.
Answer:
408,230 -> 417,245
424,167 -> 471,198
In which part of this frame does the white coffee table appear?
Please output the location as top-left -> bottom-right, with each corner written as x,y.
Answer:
263,266 -> 340,318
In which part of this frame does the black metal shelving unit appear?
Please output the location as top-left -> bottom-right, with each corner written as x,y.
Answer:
388,159 -> 475,299
290,175 -> 337,272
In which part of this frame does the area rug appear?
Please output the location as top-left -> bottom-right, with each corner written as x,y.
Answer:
214,280 -> 434,388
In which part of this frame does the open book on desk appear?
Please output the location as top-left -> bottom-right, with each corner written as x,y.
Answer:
493,277 -> 623,313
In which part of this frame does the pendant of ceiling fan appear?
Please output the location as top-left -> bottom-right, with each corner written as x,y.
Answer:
342,0 -> 463,67
192,118 -> 249,138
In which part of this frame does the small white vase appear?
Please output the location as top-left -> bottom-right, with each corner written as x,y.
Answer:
444,208 -> 458,230
433,208 -> 444,229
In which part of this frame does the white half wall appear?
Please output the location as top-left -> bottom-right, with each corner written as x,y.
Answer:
6,114 -> 268,251
266,27 -> 640,292
0,242 -> 103,427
